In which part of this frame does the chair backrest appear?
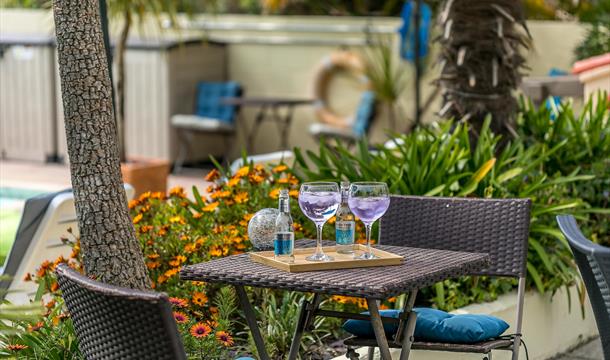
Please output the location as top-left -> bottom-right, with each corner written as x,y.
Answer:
351,91 -> 376,137
379,195 -> 531,277
195,81 -> 242,123
55,264 -> 186,360
557,215 -> 610,358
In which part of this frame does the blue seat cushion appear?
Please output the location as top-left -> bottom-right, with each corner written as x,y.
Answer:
342,308 -> 509,344
195,81 -> 241,124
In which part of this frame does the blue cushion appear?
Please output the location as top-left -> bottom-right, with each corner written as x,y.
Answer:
351,91 -> 375,137
195,81 -> 241,123
342,308 -> 509,344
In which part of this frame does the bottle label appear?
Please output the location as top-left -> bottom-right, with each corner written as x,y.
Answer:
336,221 -> 355,245
274,232 -> 294,256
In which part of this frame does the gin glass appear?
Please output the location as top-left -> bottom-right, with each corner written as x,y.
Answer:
298,182 -> 341,262
348,182 -> 390,260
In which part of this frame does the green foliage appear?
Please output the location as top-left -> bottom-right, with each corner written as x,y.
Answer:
293,96 -> 609,310
574,22 -> 610,61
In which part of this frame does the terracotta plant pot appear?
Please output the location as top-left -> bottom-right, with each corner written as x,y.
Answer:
121,157 -> 169,196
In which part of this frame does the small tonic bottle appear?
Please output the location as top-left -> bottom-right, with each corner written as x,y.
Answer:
335,181 -> 355,254
274,189 -> 294,262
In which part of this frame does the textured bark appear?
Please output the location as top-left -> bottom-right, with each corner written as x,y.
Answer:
53,0 -> 150,289
115,10 -> 131,163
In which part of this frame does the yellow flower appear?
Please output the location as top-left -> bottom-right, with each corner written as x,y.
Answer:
146,261 -> 160,269
138,191 -> 151,201
193,212 -> 202,219
157,275 -> 167,284
184,243 -> 197,253
169,216 -> 185,224
243,213 -> 254,221
249,173 -> 265,184
234,192 -> 249,204
269,188 -> 281,199
128,199 -> 140,209
209,247 -> 223,257
235,166 -> 250,178
278,177 -> 289,184
132,213 -> 143,224
148,253 -> 160,259
273,164 -> 288,173
211,190 -> 231,199
151,192 -> 164,199
203,202 -> 219,212
227,178 -> 240,187
289,189 -> 299,198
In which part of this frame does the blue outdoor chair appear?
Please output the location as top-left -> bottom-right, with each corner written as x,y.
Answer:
171,81 -> 243,171
309,91 -> 376,144
557,215 -> 610,359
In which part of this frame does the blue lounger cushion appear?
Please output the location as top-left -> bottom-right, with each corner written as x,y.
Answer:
342,308 -> 509,344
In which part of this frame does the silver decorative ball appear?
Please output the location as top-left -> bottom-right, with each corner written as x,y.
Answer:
248,208 -> 279,251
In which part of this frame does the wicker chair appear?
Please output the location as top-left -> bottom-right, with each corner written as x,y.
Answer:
557,215 -> 610,359
344,195 -> 531,360
55,264 -> 187,360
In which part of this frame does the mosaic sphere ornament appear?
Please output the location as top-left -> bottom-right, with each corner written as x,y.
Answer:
248,208 -> 279,251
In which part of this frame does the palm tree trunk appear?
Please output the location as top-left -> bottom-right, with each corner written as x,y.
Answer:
53,0 -> 150,290
115,10 -> 131,163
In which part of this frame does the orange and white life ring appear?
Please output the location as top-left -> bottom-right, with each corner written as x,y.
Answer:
313,51 -> 370,128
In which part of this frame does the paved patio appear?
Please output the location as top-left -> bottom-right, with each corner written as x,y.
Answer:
553,337 -> 603,360
0,159 -> 211,197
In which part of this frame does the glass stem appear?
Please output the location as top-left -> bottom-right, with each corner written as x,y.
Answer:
316,223 -> 325,256
365,223 -> 372,257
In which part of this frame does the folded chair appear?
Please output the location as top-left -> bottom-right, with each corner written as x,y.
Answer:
557,215 -> 610,359
171,81 -> 243,172
344,195 -> 531,360
309,91 -> 376,145
56,263 -> 187,360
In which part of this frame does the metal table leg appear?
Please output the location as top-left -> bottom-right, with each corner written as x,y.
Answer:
234,285 -> 270,360
272,105 -> 295,150
367,298 -> 392,360
288,294 -> 321,360
247,105 -> 267,152
398,290 -> 418,360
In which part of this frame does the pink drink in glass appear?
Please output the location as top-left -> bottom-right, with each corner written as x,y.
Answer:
298,192 -> 341,224
347,196 -> 391,224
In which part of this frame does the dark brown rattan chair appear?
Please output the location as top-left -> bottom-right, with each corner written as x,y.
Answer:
55,263 -> 187,360
557,215 -> 610,359
344,195 -> 531,360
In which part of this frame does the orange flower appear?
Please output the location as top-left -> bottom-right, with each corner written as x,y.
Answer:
211,190 -> 231,199
206,319 -> 219,328
184,243 -> 197,253
192,292 -> 208,306
23,273 -> 32,282
289,189 -> 299,198
128,199 -> 140,209
132,213 -> 143,224
216,331 -> 234,346
157,275 -> 167,284
273,164 -> 288,173
209,247 -> 223,257
234,166 -> 250,178
147,254 -> 160,259
139,191 -> 152,201
180,235 -> 189,241
151,192 -> 164,199
50,282 -> 59,292
146,261 -> 160,269
169,255 -> 186,267
190,323 -> 212,338
269,188 -> 281,199
243,213 -> 254,221
37,260 -> 52,277
173,311 -> 189,324
203,202 -> 219,212
234,192 -> 249,204
45,299 -> 56,309
139,225 -> 153,233
28,321 -> 44,332
249,173 -> 265,184
158,229 -> 167,236
205,169 -> 220,182
227,178 -> 240,187
193,212 -> 203,219
169,186 -> 186,198
164,268 -> 180,278
169,297 -> 188,307
6,344 -> 28,352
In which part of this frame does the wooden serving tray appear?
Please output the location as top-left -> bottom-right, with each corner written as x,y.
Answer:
249,244 -> 404,272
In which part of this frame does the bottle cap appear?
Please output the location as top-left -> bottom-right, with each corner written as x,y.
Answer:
279,189 -> 289,197
340,181 -> 350,189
